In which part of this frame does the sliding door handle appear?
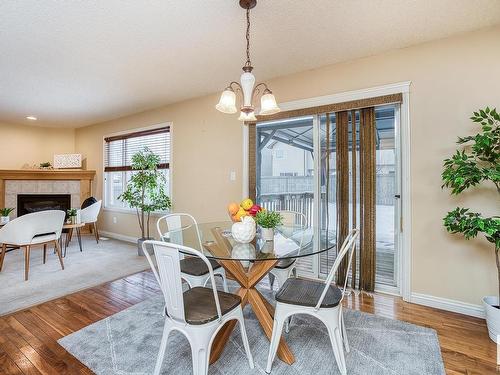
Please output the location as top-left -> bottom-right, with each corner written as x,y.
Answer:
394,194 -> 401,199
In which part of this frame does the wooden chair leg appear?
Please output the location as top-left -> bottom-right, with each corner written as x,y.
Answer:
0,243 -> 7,271
67,228 -> 73,245
54,240 -> 64,270
43,244 -> 47,264
93,223 -> 99,243
24,246 -> 31,281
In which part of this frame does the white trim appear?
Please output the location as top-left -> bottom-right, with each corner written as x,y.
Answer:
400,90 -> 412,302
312,115 -> 321,278
279,81 -> 411,112
242,125 -> 249,199
99,230 -> 138,244
410,293 -> 485,319
375,283 -> 401,297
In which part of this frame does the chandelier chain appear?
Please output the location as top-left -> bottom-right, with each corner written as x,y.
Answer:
245,7 -> 251,67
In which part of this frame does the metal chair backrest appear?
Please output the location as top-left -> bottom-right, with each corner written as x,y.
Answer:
277,210 -> 307,228
156,213 -> 203,257
315,228 -> 359,310
142,240 -> 222,324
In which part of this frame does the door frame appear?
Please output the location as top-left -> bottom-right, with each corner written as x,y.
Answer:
243,81 -> 412,301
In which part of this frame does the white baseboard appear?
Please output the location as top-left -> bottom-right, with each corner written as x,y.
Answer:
99,230 -> 138,244
410,292 -> 485,319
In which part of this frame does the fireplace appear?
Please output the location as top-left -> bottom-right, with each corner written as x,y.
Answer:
17,194 -> 71,217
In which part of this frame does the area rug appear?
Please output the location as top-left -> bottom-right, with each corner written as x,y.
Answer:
0,236 -> 149,315
58,289 -> 446,375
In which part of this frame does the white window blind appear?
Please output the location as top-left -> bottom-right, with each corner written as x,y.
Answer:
104,126 -> 170,172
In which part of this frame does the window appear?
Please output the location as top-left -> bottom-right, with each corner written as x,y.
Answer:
103,126 -> 171,210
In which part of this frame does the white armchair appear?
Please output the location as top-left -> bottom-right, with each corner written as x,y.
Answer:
80,200 -> 102,243
0,210 -> 65,281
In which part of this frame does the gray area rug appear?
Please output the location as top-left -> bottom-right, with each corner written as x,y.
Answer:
0,236 -> 149,315
59,288 -> 445,375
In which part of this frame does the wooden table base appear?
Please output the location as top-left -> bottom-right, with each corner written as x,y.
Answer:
207,257 -> 295,365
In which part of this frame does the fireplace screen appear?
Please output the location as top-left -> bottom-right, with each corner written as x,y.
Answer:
17,194 -> 71,217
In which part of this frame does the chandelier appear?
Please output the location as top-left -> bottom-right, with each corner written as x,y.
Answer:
215,0 -> 280,121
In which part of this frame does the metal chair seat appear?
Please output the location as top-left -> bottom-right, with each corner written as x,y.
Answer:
183,287 -> 241,325
181,257 -> 222,276
275,278 -> 342,308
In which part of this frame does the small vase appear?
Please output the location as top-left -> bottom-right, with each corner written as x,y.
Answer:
0,216 -> 9,225
70,216 -> 76,224
261,227 -> 274,241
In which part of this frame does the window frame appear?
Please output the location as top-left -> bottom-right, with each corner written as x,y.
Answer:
102,122 -> 173,214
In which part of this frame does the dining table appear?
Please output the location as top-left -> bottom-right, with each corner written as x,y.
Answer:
178,221 -> 335,366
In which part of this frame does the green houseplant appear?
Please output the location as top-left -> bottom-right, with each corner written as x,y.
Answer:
442,107 -> 500,342
118,147 -> 171,254
0,207 -> 15,225
66,208 -> 77,224
255,210 -> 283,241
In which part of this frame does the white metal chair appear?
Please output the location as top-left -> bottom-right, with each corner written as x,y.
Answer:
268,210 -> 307,292
0,210 -> 65,281
266,228 -> 359,375
142,240 -> 254,375
80,200 -> 102,243
157,213 -> 228,292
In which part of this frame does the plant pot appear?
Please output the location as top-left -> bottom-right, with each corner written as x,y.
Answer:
261,227 -> 274,242
70,216 -> 76,224
0,216 -> 9,225
483,296 -> 500,343
137,237 -> 154,256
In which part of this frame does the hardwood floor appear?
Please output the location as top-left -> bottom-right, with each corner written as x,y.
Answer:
0,270 -> 496,374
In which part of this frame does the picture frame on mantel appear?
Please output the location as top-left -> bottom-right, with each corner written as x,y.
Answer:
53,154 -> 82,169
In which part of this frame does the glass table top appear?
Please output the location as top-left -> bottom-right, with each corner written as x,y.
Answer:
169,221 -> 335,262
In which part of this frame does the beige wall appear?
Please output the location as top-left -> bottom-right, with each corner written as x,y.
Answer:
75,26 -> 500,306
0,122 -> 75,169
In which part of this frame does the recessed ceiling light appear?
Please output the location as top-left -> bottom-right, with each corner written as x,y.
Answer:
26,116 -> 37,121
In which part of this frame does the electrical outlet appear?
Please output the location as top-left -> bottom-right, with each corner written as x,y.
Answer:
113,216 -> 117,224
230,171 -> 236,181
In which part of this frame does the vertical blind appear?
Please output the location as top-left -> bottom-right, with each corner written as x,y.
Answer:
104,126 -> 171,172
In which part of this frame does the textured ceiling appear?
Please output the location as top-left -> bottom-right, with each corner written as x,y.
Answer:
1,0 -> 500,128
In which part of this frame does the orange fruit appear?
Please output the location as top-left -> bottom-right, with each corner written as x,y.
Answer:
227,202 -> 239,215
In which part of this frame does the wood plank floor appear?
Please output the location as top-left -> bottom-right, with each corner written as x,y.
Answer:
0,271 -> 496,374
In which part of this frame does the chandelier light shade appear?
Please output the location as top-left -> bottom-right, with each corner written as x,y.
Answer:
215,88 -> 237,114
215,0 -> 280,122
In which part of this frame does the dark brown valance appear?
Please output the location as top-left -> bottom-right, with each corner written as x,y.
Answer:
255,93 -> 402,123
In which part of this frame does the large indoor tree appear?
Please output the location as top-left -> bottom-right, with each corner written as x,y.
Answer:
442,107 -> 500,304
119,147 -> 171,239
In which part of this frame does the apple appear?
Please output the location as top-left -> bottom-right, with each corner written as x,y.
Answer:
248,204 -> 262,217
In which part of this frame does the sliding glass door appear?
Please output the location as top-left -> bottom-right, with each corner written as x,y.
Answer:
255,116 -> 317,276
255,104 -> 400,291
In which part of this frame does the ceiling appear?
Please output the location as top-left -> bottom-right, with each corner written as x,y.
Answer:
1,0 -> 500,128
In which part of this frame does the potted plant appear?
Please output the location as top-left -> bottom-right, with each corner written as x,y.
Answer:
442,107 -> 500,343
118,147 -> 171,255
0,208 -> 14,225
66,208 -> 77,224
255,210 -> 283,241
